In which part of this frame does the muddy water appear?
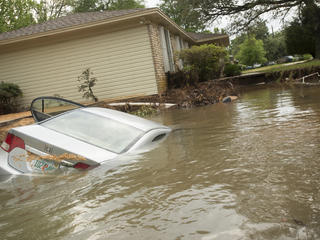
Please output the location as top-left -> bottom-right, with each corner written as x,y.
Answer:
1,85 -> 320,240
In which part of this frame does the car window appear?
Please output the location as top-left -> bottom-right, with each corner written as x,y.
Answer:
31,97 -> 85,122
41,110 -> 144,153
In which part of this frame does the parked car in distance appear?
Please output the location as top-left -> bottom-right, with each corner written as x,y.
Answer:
0,97 -> 171,175
277,56 -> 294,64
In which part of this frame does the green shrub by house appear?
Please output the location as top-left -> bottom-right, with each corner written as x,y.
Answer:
0,82 -> 23,114
179,44 -> 227,84
224,63 -> 242,77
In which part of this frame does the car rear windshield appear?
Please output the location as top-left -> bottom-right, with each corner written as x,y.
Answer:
41,110 -> 144,153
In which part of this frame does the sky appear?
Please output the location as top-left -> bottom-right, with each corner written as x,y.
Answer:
145,0 -> 161,8
143,0 -> 290,36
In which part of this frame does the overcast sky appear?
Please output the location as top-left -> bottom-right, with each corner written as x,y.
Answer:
145,0 -> 161,7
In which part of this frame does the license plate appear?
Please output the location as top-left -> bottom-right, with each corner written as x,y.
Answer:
30,159 -> 60,173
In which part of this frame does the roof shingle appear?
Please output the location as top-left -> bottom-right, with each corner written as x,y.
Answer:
0,8 -> 229,46
0,8 -> 150,41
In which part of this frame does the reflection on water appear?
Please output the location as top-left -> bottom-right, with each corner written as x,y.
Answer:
1,85 -> 320,240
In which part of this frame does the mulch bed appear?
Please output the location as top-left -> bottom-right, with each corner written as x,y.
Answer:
100,80 -> 238,108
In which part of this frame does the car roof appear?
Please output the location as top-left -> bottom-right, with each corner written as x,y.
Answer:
78,107 -> 169,132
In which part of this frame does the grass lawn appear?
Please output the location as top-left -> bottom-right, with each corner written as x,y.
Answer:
242,59 -> 320,74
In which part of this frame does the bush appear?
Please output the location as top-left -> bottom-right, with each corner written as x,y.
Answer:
131,105 -> 157,117
179,44 -> 227,84
77,68 -> 98,102
0,82 -> 23,114
223,63 -> 242,77
303,54 -> 313,60
167,70 -> 199,89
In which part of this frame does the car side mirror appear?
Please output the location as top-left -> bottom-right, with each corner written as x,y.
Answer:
31,97 -> 85,122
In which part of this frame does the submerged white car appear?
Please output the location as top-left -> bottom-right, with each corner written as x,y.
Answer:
0,97 -> 171,175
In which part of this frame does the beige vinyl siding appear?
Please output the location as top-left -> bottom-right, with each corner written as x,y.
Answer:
0,24 -> 158,106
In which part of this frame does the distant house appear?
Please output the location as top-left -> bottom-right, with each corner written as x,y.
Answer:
0,8 -> 229,106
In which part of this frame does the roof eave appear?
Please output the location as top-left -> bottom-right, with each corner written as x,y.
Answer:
195,34 -> 229,43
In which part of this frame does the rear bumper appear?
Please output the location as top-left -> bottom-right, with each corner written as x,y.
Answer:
0,148 -> 21,175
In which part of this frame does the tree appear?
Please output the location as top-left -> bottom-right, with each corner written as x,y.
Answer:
285,4 -> 320,58
34,0 -> 73,23
159,0 -> 206,32
0,0 -> 145,33
285,21 -> 314,57
73,0 -> 145,13
108,0 -> 144,10
0,0 -> 36,33
230,19 -> 271,59
264,31 -> 287,61
180,0 -> 320,58
236,36 -> 267,66
213,28 -> 226,34
73,0 -> 97,12
230,20 -> 287,61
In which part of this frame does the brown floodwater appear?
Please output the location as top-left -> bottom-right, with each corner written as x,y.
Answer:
0,85 -> 320,240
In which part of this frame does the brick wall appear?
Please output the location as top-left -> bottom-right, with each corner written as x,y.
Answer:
147,23 -> 167,93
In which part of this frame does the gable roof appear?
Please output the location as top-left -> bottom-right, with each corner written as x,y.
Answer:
0,8 -> 229,46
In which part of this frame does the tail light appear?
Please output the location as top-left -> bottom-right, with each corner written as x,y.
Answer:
73,162 -> 90,169
1,133 -> 25,152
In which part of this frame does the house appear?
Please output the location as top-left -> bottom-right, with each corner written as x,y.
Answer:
0,8 -> 229,106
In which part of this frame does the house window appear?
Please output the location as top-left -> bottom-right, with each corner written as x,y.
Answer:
159,26 -> 175,72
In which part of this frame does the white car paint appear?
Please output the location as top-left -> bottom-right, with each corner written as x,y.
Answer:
0,107 -> 171,175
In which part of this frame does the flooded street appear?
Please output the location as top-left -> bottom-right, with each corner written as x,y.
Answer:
1,85 -> 320,240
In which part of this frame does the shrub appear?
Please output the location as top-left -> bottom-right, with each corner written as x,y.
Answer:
179,44 -> 227,83
77,68 -> 98,102
303,54 -> 313,60
131,105 -> 157,117
167,70 -> 199,89
224,63 -> 242,77
0,82 -> 23,114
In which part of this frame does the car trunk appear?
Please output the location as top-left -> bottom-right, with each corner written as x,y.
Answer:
7,124 -> 118,173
